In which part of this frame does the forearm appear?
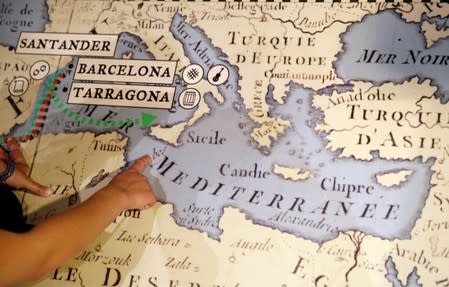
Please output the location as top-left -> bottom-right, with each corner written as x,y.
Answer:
0,186 -> 128,286
27,186 -> 128,277
0,155 -> 154,286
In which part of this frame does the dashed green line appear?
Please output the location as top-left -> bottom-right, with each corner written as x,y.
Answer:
1,67 -> 158,145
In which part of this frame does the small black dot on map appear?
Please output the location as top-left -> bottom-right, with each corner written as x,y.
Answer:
8,46 -> 13,51
68,64 -> 74,69
398,38 -> 402,42
63,87 -> 68,92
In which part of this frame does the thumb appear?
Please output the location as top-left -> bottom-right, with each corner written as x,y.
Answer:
9,171 -> 52,197
23,178 -> 52,197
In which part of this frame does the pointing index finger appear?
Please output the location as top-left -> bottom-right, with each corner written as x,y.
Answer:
129,155 -> 152,172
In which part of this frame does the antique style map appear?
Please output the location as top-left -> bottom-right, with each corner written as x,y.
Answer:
1,1 -> 449,286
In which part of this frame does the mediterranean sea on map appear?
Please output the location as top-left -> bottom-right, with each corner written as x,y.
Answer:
10,12 -> 435,244
3,1 -> 449,287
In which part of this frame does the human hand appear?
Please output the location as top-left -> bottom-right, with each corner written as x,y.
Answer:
0,139 -> 51,196
107,155 -> 156,210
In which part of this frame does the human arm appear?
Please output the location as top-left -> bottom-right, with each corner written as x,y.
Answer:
0,155 -> 156,287
0,139 -> 51,196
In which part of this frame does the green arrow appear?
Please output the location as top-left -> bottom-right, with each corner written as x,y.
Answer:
141,112 -> 157,128
51,95 -> 157,128
1,68 -> 159,145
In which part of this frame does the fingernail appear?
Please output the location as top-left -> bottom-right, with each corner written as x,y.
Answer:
43,188 -> 53,196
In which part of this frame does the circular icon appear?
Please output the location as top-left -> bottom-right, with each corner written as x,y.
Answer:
30,60 -> 50,80
207,64 -> 229,86
8,76 -> 29,96
182,64 -> 204,85
178,88 -> 201,110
